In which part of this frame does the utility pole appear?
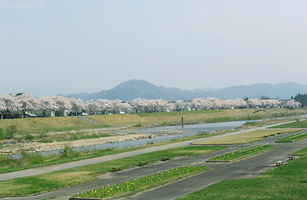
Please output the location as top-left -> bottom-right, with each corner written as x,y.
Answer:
181,110 -> 183,128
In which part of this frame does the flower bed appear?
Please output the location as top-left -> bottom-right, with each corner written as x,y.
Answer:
72,166 -> 206,199
208,144 -> 272,161
276,132 -> 307,143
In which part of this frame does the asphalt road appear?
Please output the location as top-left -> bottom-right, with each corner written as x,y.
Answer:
121,140 -> 307,200
3,129 -> 307,200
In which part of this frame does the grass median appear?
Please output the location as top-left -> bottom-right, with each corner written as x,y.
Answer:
177,147 -> 307,200
74,166 -> 207,199
208,144 -> 273,161
0,145 -> 226,197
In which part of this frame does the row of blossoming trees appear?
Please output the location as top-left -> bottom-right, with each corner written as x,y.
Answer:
0,93 -> 301,118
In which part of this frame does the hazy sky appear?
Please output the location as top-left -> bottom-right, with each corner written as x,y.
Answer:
1,0 -> 307,94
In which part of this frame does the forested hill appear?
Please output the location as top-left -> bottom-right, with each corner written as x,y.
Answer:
65,80 -> 307,102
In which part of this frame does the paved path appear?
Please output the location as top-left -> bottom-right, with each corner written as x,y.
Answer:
3,129 -> 306,200
121,140 -> 307,200
0,120 -> 297,182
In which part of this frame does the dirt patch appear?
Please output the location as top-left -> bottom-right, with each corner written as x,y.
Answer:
0,133 -> 154,155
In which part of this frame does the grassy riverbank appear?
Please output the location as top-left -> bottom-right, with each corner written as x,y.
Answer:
88,108 -> 304,127
0,108 -> 303,135
0,146 -> 226,196
177,147 -> 307,200
0,131 -> 231,174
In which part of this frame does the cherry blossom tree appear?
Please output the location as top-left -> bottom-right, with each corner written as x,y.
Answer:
51,96 -> 72,116
70,98 -> 85,114
286,99 -> 301,108
85,99 -> 100,115
156,99 -> 169,112
119,101 -> 132,113
247,98 -> 262,108
39,96 -> 57,117
110,99 -> 123,114
0,100 -> 4,110
97,99 -> 111,114
17,93 -> 39,117
191,98 -> 205,110
0,94 -> 21,118
231,98 -> 248,108
132,98 -> 146,113
175,100 -> 184,110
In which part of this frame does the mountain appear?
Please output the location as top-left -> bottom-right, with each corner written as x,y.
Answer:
68,80 -> 204,102
205,82 -> 307,99
65,80 -> 307,102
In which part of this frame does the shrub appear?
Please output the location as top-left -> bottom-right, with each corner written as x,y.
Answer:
133,123 -> 142,127
5,124 -> 18,139
27,154 -> 45,165
24,134 -> 34,141
0,128 -> 4,140
59,144 -> 79,157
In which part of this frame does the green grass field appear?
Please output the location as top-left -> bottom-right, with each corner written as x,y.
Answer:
271,119 -> 307,128
0,131 -> 230,174
0,146 -> 226,196
177,147 -> 307,200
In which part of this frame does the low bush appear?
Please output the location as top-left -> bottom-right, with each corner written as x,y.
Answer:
59,144 -> 79,158
24,134 -> 34,141
5,125 -> 18,139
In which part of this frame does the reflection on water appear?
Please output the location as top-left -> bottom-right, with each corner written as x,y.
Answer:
11,121 -> 245,158
9,113 -> 307,158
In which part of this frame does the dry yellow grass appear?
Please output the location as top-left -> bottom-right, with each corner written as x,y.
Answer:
0,116 -> 90,130
87,114 -> 148,126
42,171 -> 95,185
0,182 -> 32,196
194,129 -> 301,145
0,108 -> 301,134
88,108 -> 299,127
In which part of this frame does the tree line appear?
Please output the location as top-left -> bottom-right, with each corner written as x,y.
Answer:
0,93 -> 301,119
293,93 -> 307,107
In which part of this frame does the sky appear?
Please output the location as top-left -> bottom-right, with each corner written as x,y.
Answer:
1,0 -> 307,95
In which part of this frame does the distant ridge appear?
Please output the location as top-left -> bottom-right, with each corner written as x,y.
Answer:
65,80 -> 307,102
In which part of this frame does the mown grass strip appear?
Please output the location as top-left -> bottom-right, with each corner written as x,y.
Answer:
73,166 -> 207,199
194,129 -> 301,145
270,119 -> 307,128
276,132 -> 307,143
177,147 -> 307,200
208,144 -> 273,161
0,146 -> 225,196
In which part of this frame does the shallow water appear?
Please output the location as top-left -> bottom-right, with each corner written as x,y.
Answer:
9,121 -> 245,158
7,113 -> 307,159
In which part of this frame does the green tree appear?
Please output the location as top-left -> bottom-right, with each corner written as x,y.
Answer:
294,93 -> 307,107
